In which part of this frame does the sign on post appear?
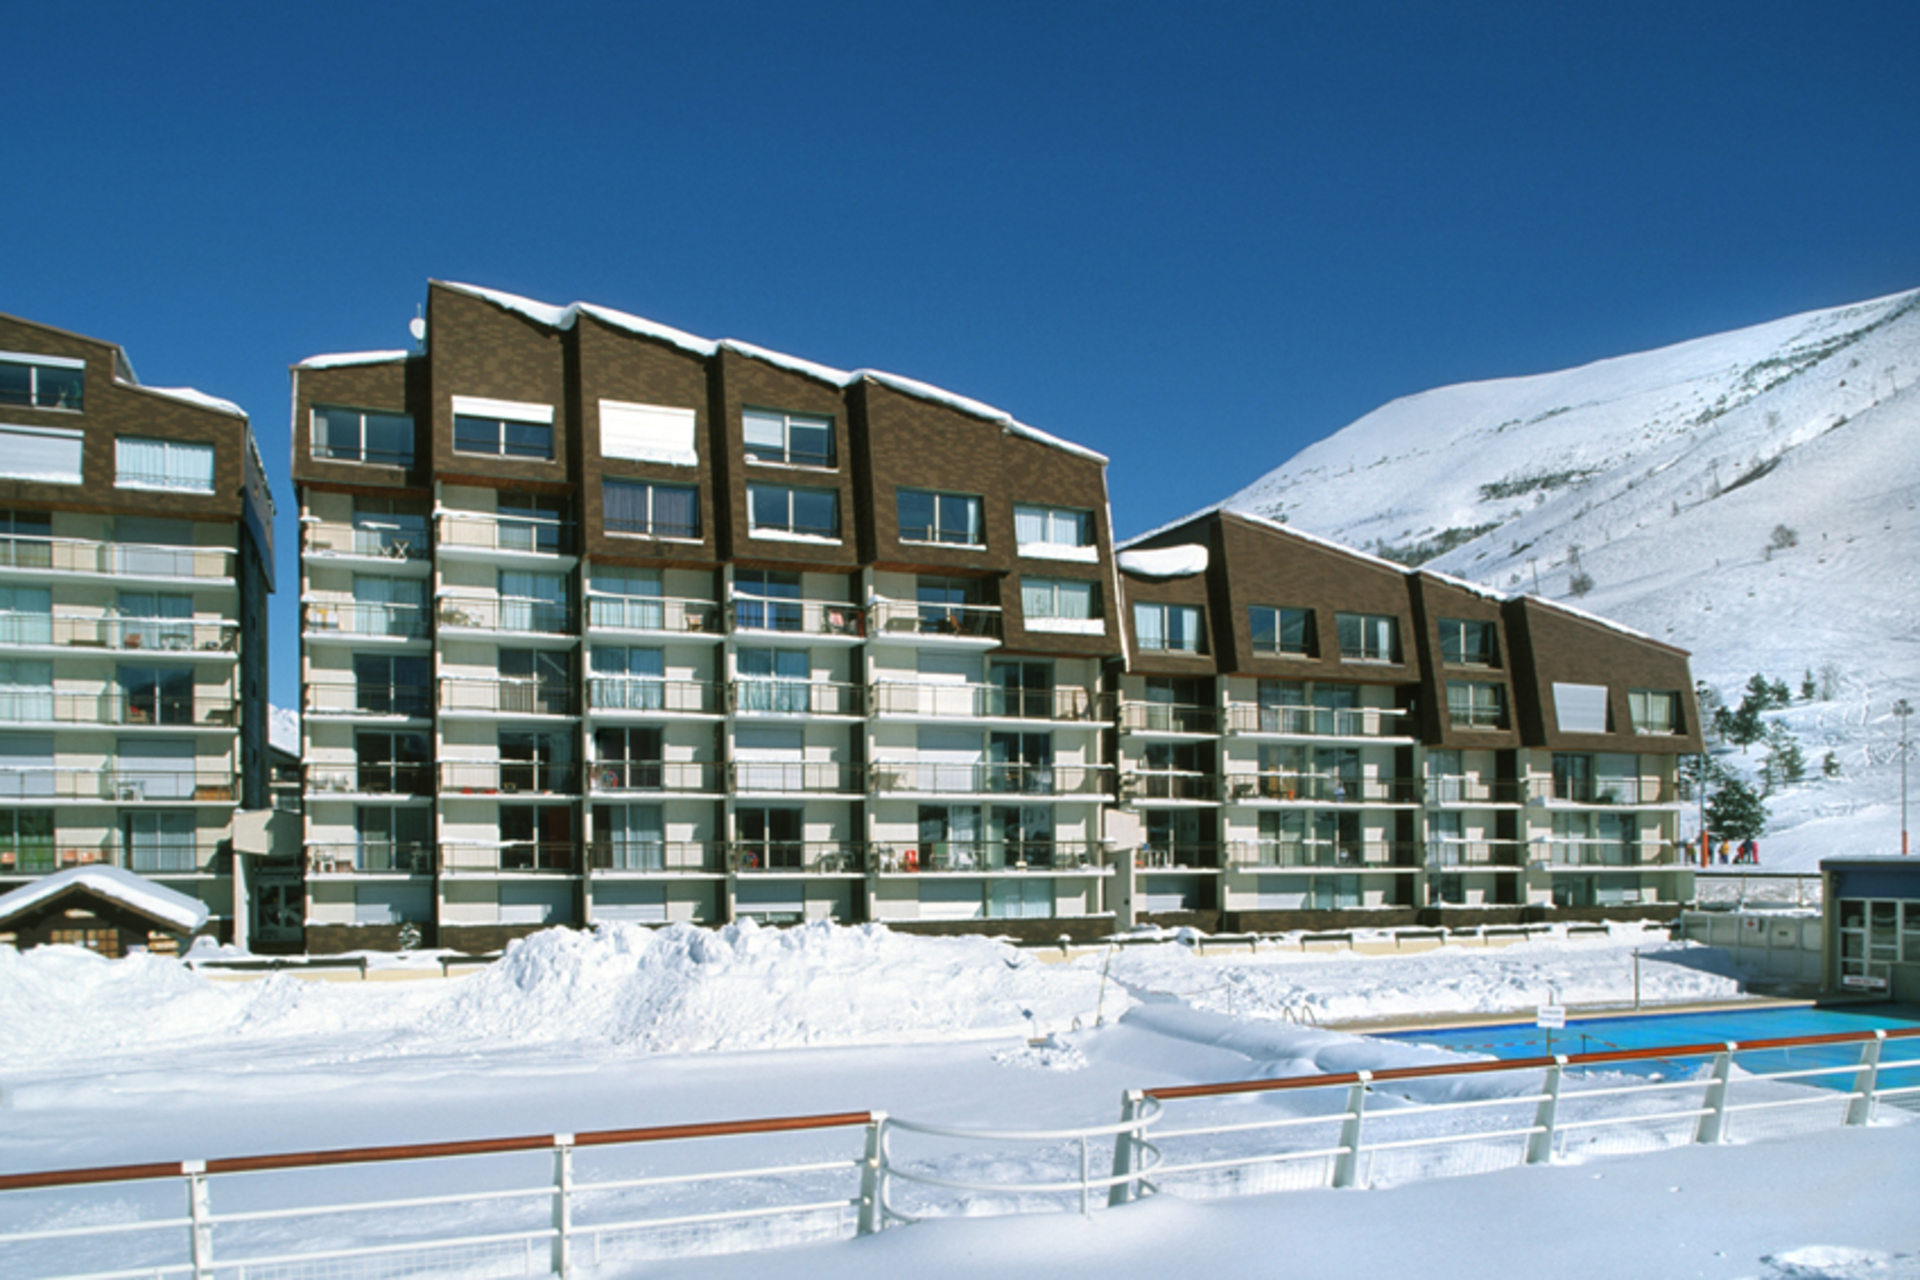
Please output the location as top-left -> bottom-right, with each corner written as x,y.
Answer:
1536,1005 -> 1566,1029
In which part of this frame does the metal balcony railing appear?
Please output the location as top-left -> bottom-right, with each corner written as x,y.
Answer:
1425,839 -> 1529,868
0,769 -> 235,802
1121,770 -> 1219,802
304,842 -> 435,874
0,611 -> 239,653
436,596 -> 572,636
436,513 -> 572,556
1224,704 -> 1413,739
438,678 -> 577,716
0,691 -> 236,728
303,600 -> 429,639
1536,839 -> 1679,867
305,683 -> 434,718
0,535 -> 236,581
585,678 -> 723,715
868,761 -> 1109,797
1425,777 -> 1527,805
728,761 -> 866,794
587,760 -> 722,793
1222,773 -> 1422,804
729,680 -> 863,716
300,521 -> 429,562
867,599 -> 1003,640
727,598 -> 867,638
867,681 -> 1105,723
440,842 -> 577,873
1133,844 -> 1221,869
0,839 -> 225,875
587,840 -> 727,873
1227,840 -> 1420,869
876,842 -> 1098,872
439,761 -> 581,795
586,595 -> 722,635
1117,701 -> 1219,735
729,842 -> 867,874
304,764 -> 432,797
1535,777 -> 1672,805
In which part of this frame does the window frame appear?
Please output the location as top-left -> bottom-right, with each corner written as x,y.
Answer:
1249,605 -> 1315,658
1628,689 -> 1682,736
114,437 -> 216,494
1133,601 -> 1206,653
746,483 -> 840,541
897,487 -> 985,547
0,351 -> 85,412
1438,618 -> 1499,667
602,478 -> 702,541
1335,611 -> 1400,664
311,404 -> 415,467
742,407 -> 835,469
1012,503 -> 1096,561
1446,680 -> 1508,729
1020,576 -> 1101,633
450,396 -> 556,462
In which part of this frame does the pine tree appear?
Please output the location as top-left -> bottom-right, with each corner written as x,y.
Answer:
1706,775 -> 1768,843
1761,724 -> 1805,794
1800,669 -> 1816,701
1745,673 -> 1775,708
1822,751 -> 1842,778
1769,678 -> 1791,707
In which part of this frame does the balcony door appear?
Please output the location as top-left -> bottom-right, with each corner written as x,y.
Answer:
736,806 -> 803,869
595,803 -> 664,871
118,591 -> 193,651
123,810 -> 196,873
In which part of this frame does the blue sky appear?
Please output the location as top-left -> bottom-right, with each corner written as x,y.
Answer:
5,1 -> 1918,709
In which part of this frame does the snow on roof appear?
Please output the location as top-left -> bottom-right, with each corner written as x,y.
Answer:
1419,568 -> 1512,603
1118,544 -> 1209,578
432,281 -> 1107,464
1521,594 -> 1667,646
129,383 -> 247,419
0,865 -> 209,933
294,350 -> 411,370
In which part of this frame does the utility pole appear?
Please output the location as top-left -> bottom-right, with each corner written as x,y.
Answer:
1896,699 -> 1913,856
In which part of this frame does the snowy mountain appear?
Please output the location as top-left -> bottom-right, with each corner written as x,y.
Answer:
1221,288 -> 1920,868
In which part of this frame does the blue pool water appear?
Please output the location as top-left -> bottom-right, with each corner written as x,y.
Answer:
1381,1004 -> 1920,1088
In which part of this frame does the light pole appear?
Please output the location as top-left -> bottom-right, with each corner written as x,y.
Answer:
1896,699 -> 1913,856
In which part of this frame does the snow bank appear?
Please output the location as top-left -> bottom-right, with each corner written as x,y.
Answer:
1117,544 -> 1209,578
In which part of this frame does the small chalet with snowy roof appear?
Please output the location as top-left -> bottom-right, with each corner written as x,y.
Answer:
0,865 -> 211,957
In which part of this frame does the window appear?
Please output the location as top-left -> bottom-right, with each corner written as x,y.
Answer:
743,408 -> 833,467
733,570 -> 803,631
1250,606 -> 1315,657
498,494 -> 569,554
1552,682 -> 1611,734
1447,680 -> 1507,729
897,489 -> 983,546
312,405 -> 413,467
603,479 -> 700,540
0,659 -> 52,721
500,730 -> 574,793
1013,504 -> 1095,559
1629,689 -> 1681,735
115,438 -> 214,493
1335,612 -> 1399,663
737,648 -> 811,713
599,399 -> 696,466
1021,577 -> 1100,632
748,484 -> 838,539
1134,602 -> 1204,652
451,395 -> 554,460
355,731 -> 430,794
0,425 -> 83,484
499,570 -> 569,633
0,808 -> 54,873
1439,618 -> 1498,666
354,653 -> 430,717
0,352 -> 84,411
119,665 -> 195,725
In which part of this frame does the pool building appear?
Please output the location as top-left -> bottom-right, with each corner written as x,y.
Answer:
1824,856 -> 1920,1002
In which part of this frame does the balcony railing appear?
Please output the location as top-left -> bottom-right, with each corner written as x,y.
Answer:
585,678 -> 723,716
587,760 -> 721,794
0,535 -> 235,581
305,683 -> 433,718
1426,777 -> 1526,805
304,842 -> 435,874
304,764 -> 433,797
729,680 -> 863,716
439,761 -> 581,795
1118,701 -> 1219,735
1535,777 -> 1672,805
869,761 -> 1109,797
0,612 -> 239,653
438,678 -> 577,716
1224,704 -> 1413,739
440,842 -> 577,873
729,842 -> 867,874
0,839 -> 225,875
0,769 -> 235,802
0,691 -> 236,728
1134,844 -> 1221,869
303,600 -> 429,640
587,840 -> 726,874
586,595 -> 722,635
727,598 -> 866,638
1223,773 -> 1422,804
301,521 -> 429,562
728,761 -> 866,794
1426,839 -> 1528,868
867,681 -> 1105,723
437,596 -> 572,636
867,599 -> 1003,641
436,513 -> 571,557
876,842 -> 1098,872
1536,839 -> 1679,867
1227,840 -> 1420,869
1121,770 -> 1219,802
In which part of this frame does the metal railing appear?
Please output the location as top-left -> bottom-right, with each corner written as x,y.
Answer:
304,842 -> 435,874
441,842 -> 579,873
305,683 -> 434,718
0,534 -> 236,581
876,842 -> 1098,872
436,512 -> 572,556
0,691 -> 237,729
437,596 -> 573,635
730,680 -> 863,716
586,678 -> 722,716
1117,701 -> 1218,735
1691,871 -> 1823,909
586,595 -> 722,635
1133,844 -> 1221,869
303,764 -> 432,797
301,520 -> 429,561
729,761 -> 865,794
1427,777 -> 1526,805
0,612 -> 239,653
1226,840 -> 1420,869
869,761 -> 1109,797
303,600 -> 430,639
439,677 -> 578,716
1224,704 -> 1413,739
1535,839 -> 1680,867
439,761 -> 582,796
1222,773 -> 1422,804
588,840 -> 727,873
1426,839 -> 1529,868
868,682 -> 1104,723
0,769 -> 235,802
868,598 -> 1003,640
727,598 -> 866,638
730,842 -> 868,873
587,760 -> 722,794
0,840 -> 225,875
1534,776 -> 1673,805
1121,770 -> 1219,802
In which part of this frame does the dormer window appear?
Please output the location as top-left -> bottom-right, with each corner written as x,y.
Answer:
744,408 -> 834,468
0,352 -> 84,411
451,396 -> 554,461
313,405 -> 414,466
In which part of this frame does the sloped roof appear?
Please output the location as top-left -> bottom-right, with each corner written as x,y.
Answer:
0,866 -> 209,934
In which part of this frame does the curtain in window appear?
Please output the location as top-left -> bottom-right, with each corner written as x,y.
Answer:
1133,604 -> 1165,649
1022,579 -> 1054,618
603,480 -> 648,533
1015,506 -> 1047,545
167,442 -> 215,491
117,737 -> 196,800
651,485 -> 698,538
125,811 -> 197,873
116,438 -> 167,487
1057,581 -> 1093,620
0,660 -> 52,722
0,585 -> 51,646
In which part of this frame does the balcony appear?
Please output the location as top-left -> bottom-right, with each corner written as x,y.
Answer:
585,677 -> 723,717
875,842 -> 1098,873
587,759 -> 721,795
586,595 -> 722,638
1222,773 -> 1423,805
300,520 -> 429,567
0,612 -> 239,655
1426,839 -> 1529,869
1224,703 -> 1414,741
439,678 -> 577,717
1536,839 -> 1680,868
1117,701 -> 1219,736
868,681 -> 1106,725
435,512 -> 573,561
1534,777 -> 1673,806
436,595 -> 572,638
440,842 -> 577,874
729,761 -> 866,796
729,842 -> 866,874
1426,777 -> 1527,806
0,769 -> 235,803
305,683 -> 433,720
587,840 -> 727,874
304,842 -> 434,875
0,535 -> 236,584
0,691 -> 237,730
726,598 -> 866,641
869,761 -> 1109,798
867,599 -> 1002,644
1121,770 -> 1219,803
0,839 -> 225,876
1227,840 -> 1420,870
729,680 -> 863,717
1134,844 -> 1222,870
304,763 -> 432,798
439,760 -> 581,796
303,600 -> 429,642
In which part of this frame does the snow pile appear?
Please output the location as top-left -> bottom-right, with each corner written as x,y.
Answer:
1117,544 -> 1209,578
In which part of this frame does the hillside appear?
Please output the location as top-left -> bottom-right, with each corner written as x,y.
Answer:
1223,288 -> 1920,869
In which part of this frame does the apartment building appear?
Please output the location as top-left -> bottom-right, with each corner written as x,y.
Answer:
291,282 -> 1700,952
0,311 -> 274,941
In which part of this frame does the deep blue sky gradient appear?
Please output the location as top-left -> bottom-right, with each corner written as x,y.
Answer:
5,1 -> 1918,708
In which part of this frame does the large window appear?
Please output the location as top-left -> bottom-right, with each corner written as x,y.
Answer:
1134,602 -> 1204,652
1439,618 -> 1498,666
0,808 -> 55,873
599,399 -> 696,466
0,425 -> 83,484
743,408 -> 834,468
1013,504 -> 1094,559
452,396 -> 554,460
0,352 -> 84,411
1629,689 -> 1681,735
898,489 -> 983,547
115,438 -> 214,493
1335,612 -> 1399,663
1021,577 -> 1099,632
312,405 -> 414,467
748,484 -> 838,539
1446,680 -> 1507,729
603,479 -> 700,540
1249,606 -> 1315,657
498,494 -> 569,554
499,570 -> 570,633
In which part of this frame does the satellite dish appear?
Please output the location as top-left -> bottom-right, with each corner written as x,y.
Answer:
408,316 -> 427,342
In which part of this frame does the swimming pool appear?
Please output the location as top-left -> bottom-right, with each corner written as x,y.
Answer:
1381,1003 -> 1920,1088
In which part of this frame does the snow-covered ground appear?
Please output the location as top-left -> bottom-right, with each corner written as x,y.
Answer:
2,921 -> 1914,1278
